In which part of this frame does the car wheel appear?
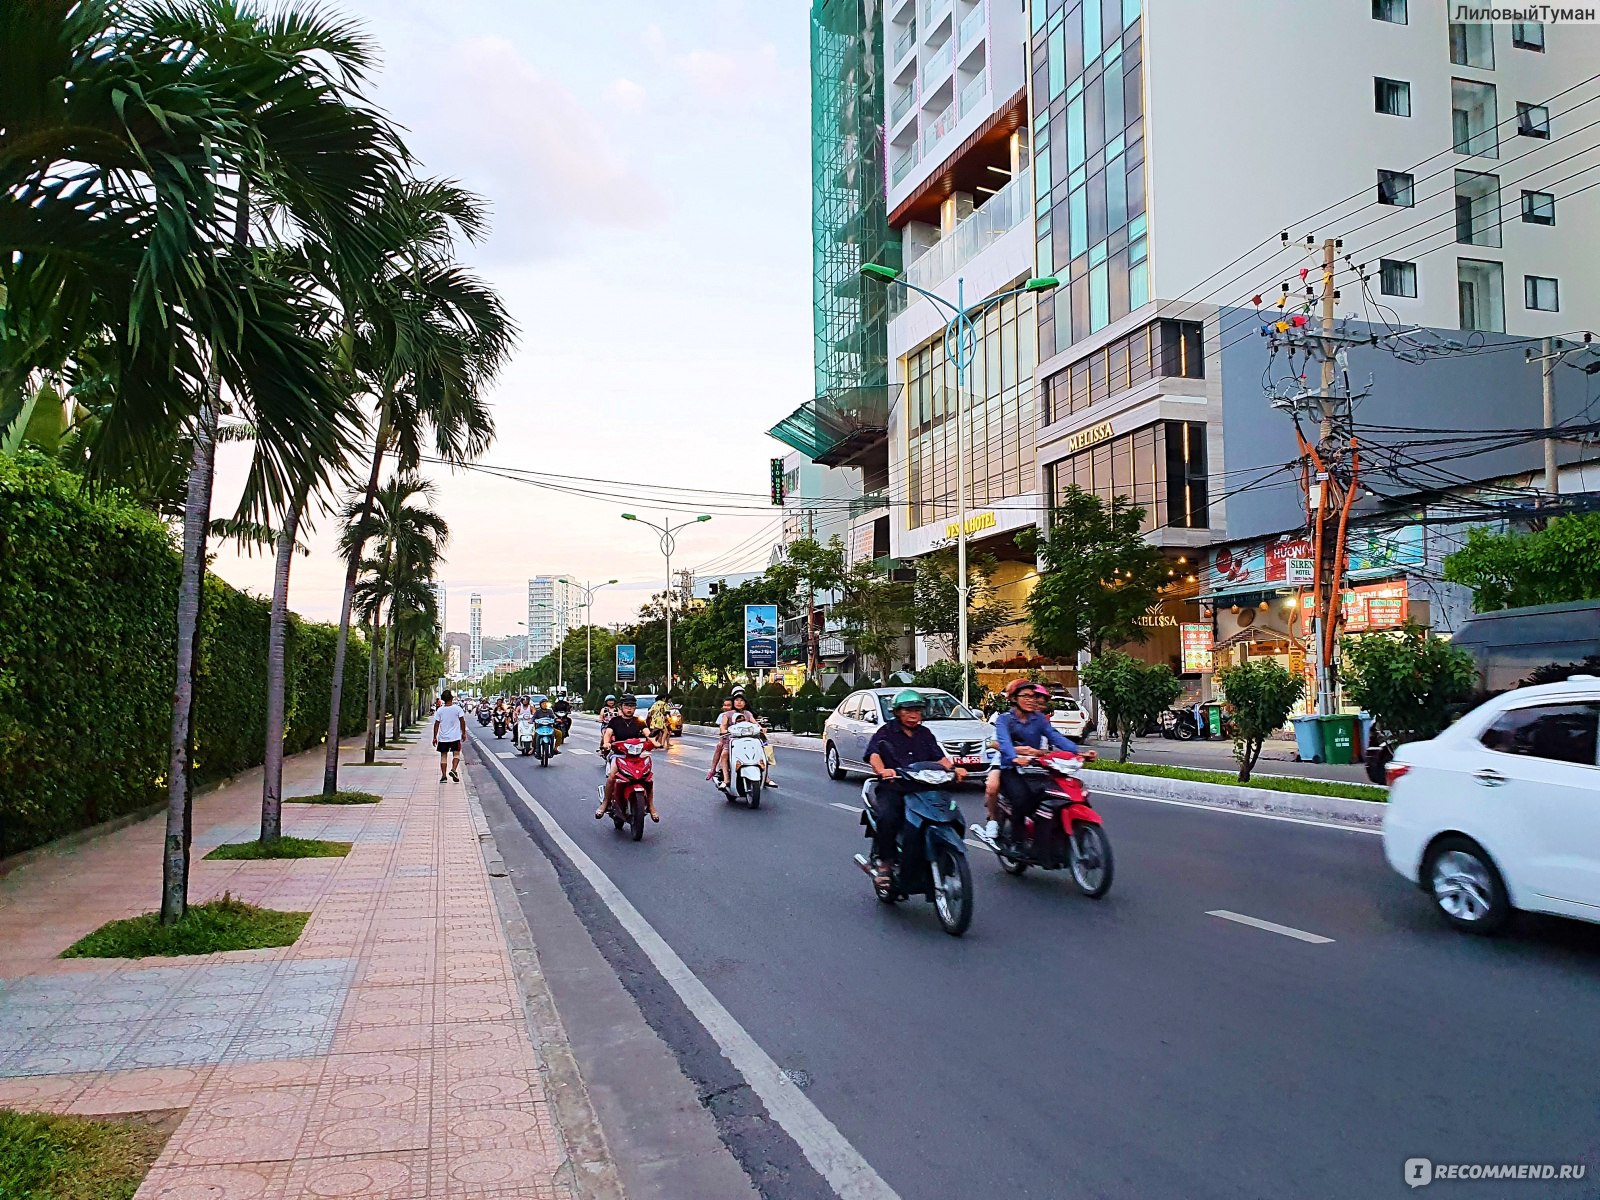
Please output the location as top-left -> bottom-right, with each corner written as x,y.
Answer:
1424,836 -> 1511,935
825,742 -> 845,781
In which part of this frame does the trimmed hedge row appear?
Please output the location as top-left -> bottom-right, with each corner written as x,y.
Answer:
0,456 -> 368,857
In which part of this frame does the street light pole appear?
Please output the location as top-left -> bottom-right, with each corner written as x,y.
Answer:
568,578 -> 618,696
860,265 -> 1058,707
622,514 -> 711,694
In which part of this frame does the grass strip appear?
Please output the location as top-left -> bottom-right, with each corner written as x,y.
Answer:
285,790 -> 381,805
204,836 -> 350,861
0,1108 -> 177,1200
1086,758 -> 1387,803
61,896 -> 309,959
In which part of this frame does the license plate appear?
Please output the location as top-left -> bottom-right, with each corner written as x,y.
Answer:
954,756 -> 984,767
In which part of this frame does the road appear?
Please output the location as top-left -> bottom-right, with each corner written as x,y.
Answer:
473,719 -> 1600,1200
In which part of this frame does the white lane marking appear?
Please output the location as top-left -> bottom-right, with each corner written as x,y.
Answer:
495,751 -> 516,759
1091,788 -> 1382,836
1207,910 -> 1335,944
830,803 -> 858,813
478,748 -> 899,1200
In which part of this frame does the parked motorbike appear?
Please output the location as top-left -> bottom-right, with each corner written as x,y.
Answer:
721,718 -> 767,808
605,737 -> 655,841
853,763 -> 973,936
534,714 -> 558,767
987,752 -> 1113,897
1159,703 -> 1234,742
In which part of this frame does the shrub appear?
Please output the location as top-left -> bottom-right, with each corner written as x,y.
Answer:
1340,624 -> 1478,744
1216,660 -> 1305,782
1081,652 -> 1183,762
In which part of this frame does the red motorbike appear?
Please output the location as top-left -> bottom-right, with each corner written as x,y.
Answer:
988,751 -> 1113,896
606,738 -> 655,841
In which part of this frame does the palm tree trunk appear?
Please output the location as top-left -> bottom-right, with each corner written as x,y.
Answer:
377,609 -> 392,751
363,620 -> 378,763
387,630 -> 400,742
161,185 -> 248,925
261,485 -> 307,843
322,408 -> 389,793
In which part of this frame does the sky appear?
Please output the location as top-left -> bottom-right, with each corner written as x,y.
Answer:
209,0 -> 813,635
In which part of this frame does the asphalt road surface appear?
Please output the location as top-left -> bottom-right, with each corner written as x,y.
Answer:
473,719 -> 1600,1200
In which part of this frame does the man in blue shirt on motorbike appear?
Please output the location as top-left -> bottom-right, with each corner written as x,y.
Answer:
865,689 -> 966,888
982,679 -> 1080,844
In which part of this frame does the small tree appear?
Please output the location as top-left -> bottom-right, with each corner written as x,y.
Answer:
1081,651 -> 1183,762
1442,513 -> 1600,612
1341,625 -> 1477,744
1216,660 -> 1305,782
913,659 -> 986,708
835,559 -> 912,681
913,546 -> 1014,659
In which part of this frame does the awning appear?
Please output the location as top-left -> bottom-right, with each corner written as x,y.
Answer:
1214,627 -> 1304,652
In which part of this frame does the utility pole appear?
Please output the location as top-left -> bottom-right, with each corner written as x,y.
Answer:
1528,337 -> 1562,495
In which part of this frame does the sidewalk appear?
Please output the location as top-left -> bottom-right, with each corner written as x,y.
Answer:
0,731 -> 614,1199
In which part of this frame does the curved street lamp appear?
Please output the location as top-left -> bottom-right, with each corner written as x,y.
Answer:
860,266 -> 1058,705
621,513 -> 712,693
565,577 -> 619,694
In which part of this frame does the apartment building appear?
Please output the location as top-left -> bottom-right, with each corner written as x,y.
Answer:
468,593 -> 483,677
526,576 -> 575,663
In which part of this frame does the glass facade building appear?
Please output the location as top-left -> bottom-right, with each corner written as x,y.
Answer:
1030,0 -> 1147,360
1045,420 -> 1210,533
904,292 -> 1039,528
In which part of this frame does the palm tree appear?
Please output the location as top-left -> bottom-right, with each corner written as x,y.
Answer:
4,1 -> 404,921
320,177 -> 515,795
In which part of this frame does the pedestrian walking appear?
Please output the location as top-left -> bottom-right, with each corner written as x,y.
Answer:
433,689 -> 468,783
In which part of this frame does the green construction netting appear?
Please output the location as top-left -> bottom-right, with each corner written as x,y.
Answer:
771,0 -> 901,464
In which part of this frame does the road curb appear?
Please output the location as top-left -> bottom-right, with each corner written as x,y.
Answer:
1082,767 -> 1386,829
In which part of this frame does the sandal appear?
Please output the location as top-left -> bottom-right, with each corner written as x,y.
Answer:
872,861 -> 893,889
648,808 -> 659,822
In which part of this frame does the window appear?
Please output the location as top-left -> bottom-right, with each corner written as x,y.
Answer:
1457,258 -> 1505,332
1165,421 -> 1209,530
1048,421 -> 1206,532
1375,77 -> 1411,117
1449,22 -> 1494,69
1525,275 -> 1559,311
1380,259 -> 1417,298
1522,190 -> 1556,225
1480,703 -> 1599,766
1454,170 -> 1501,247
1511,22 -> 1545,50
1517,101 -> 1551,138
1377,169 -> 1415,206
1158,319 -> 1204,378
1453,79 -> 1499,156
1372,0 -> 1406,22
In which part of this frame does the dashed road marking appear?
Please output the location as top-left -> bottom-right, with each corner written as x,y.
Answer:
1207,910 -> 1335,944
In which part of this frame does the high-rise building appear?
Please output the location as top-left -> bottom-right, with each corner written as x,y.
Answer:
432,582 -> 447,650
526,576 -> 575,664
468,593 -> 483,676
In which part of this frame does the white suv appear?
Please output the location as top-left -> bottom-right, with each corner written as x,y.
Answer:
1383,677 -> 1600,934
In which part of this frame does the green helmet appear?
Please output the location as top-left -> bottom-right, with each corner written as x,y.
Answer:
890,688 -> 925,711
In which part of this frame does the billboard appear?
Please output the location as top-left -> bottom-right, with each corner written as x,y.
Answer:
744,604 -> 779,669
615,644 -> 636,682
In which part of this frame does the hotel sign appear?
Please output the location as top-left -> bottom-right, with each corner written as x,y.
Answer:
944,510 -> 999,539
1066,421 -> 1115,452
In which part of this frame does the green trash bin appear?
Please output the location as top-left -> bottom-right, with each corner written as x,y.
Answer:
1319,714 -> 1357,765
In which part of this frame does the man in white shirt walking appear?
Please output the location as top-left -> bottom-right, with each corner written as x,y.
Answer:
432,689 -> 469,783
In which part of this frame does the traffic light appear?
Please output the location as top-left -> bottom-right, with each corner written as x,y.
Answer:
770,457 -> 786,506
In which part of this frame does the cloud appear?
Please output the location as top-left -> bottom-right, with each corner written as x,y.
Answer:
397,36 -> 664,262
606,78 -> 648,113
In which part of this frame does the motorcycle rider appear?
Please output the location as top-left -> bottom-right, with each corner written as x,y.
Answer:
647,694 -> 673,751
865,689 -> 966,888
596,693 -> 656,821
982,679 -> 1080,845
533,696 -> 560,754
715,692 -> 764,792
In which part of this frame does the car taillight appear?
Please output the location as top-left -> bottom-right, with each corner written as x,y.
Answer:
1385,764 -> 1410,787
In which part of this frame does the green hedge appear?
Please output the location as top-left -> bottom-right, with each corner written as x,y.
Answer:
0,456 -> 368,857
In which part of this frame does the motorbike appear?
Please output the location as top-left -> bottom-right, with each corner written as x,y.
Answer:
492,713 -> 507,740
853,762 -> 973,937
987,752 -> 1113,897
721,719 -> 768,808
477,706 -> 491,726
605,737 -> 654,842
1160,704 -> 1234,742
534,714 -> 558,767
516,714 -> 535,757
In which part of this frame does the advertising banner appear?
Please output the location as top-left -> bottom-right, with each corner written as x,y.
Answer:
744,605 -> 779,669
1180,623 -> 1214,673
615,644 -> 636,682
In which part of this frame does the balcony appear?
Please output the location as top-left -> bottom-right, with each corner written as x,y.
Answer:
923,102 -> 956,154
921,39 -> 954,90
958,2 -> 986,54
896,167 -> 1032,299
959,69 -> 988,116
892,23 -> 916,65
768,387 -> 896,467
891,141 -> 920,185
919,0 -> 953,30
890,84 -> 917,127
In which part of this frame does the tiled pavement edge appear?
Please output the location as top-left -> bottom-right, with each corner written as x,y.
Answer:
0,731 -> 622,1199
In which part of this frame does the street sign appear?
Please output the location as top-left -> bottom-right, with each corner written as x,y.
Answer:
744,604 -> 779,669
615,644 -> 636,682
1285,557 -> 1314,584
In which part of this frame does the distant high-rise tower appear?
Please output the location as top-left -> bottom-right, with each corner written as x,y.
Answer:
526,576 -> 574,664
432,582 -> 448,649
469,593 -> 483,676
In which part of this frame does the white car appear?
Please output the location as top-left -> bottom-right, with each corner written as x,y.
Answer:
1382,677 -> 1600,934
1048,695 -> 1091,740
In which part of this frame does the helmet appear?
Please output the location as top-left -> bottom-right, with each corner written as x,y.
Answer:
619,693 -> 637,706
890,688 -> 926,711
1005,678 -> 1050,703
605,694 -> 616,702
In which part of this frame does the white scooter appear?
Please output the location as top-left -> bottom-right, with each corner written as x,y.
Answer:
722,719 -> 768,809
516,714 -> 535,757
